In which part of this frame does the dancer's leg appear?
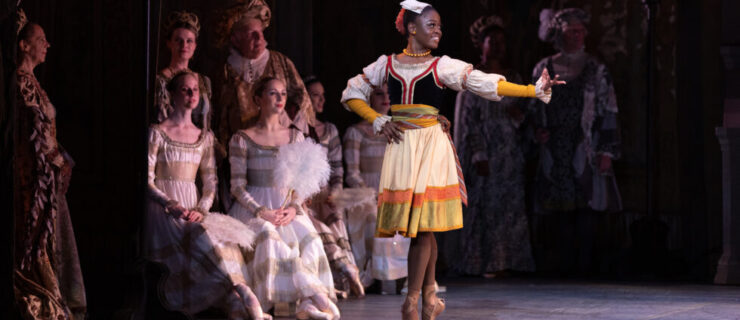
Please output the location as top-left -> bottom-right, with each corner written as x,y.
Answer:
407,233 -> 433,293
404,232 -> 433,320
421,233 -> 444,320
423,233 -> 438,286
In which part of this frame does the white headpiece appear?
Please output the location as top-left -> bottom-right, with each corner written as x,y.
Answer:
400,0 -> 431,14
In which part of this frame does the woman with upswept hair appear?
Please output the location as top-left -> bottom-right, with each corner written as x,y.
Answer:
303,75 -> 366,298
228,76 -> 340,320
153,10 -> 212,131
13,12 -> 87,319
145,70 -> 269,319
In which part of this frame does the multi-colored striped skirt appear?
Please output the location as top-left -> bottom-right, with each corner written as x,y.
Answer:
376,104 -> 466,238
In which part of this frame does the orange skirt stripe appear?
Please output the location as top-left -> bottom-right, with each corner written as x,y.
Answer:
378,184 -> 461,207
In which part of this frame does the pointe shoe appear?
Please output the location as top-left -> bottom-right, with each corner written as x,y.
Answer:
296,299 -> 332,320
421,285 -> 445,320
348,273 -> 365,298
310,294 -> 341,320
335,288 -> 349,300
325,301 -> 340,320
342,264 -> 365,298
234,284 -> 272,320
401,294 -> 420,320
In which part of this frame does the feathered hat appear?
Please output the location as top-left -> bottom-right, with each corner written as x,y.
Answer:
216,0 -> 271,47
538,8 -> 590,48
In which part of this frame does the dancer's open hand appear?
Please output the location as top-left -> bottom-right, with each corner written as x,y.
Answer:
380,121 -> 403,144
539,69 -> 566,91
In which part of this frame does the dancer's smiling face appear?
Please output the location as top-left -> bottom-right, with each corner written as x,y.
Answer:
408,9 -> 442,50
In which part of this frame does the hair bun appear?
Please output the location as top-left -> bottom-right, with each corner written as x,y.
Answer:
163,11 -> 201,38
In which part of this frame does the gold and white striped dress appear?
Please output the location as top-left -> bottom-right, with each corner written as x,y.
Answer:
307,123 -> 361,289
144,126 -> 249,316
228,129 -> 335,311
344,124 -> 410,281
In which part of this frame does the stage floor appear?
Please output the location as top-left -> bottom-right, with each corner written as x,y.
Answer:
332,277 -> 740,320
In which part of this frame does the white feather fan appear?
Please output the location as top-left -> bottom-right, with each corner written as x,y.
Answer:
273,139 -> 331,203
201,213 -> 256,250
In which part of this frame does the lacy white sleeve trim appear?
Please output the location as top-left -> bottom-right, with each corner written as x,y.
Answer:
534,75 -> 552,104
373,115 -> 392,135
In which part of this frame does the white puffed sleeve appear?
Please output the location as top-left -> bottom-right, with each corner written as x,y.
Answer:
436,55 -> 507,102
340,55 -> 389,107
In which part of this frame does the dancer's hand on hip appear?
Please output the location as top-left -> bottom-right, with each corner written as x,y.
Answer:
380,121 -> 403,144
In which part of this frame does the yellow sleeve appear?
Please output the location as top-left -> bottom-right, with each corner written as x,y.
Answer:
346,99 -> 381,123
496,81 -> 536,98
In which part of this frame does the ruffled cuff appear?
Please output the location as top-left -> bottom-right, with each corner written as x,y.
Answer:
535,76 -> 552,104
373,115 -> 392,135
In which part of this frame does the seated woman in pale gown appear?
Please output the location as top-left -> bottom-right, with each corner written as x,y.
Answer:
144,71 -> 269,319
228,76 -> 340,320
343,83 -> 410,291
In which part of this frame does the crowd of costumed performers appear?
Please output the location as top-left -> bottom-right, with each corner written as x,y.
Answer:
10,0 -> 628,319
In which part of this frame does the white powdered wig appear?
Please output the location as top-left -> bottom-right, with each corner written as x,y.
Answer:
331,187 -> 377,211
201,213 -> 256,250
274,139 -> 330,201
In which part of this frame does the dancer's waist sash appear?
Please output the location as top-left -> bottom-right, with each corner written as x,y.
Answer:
390,104 -> 468,206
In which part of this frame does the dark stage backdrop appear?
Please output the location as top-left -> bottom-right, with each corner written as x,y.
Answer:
0,0 -> 725,318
